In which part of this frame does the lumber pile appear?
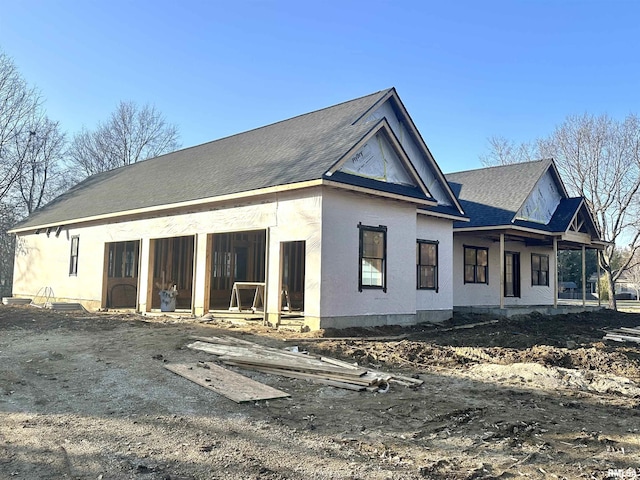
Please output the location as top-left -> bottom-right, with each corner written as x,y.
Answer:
603,326 -> 640,344
186,335 -> 423,392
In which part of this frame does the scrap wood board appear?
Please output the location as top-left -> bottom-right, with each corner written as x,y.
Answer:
603,326 -> 640,344
185,336 -> 423,391
165,362 -> 290,403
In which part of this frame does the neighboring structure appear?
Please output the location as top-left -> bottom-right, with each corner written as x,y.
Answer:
446,160 -> 605,313
588,271 -> 639,300
8,91 -> 606,329
9,88 -> 466,329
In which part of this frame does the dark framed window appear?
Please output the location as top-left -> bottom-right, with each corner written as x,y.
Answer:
69,236 -> 79,276
358,223 -> 387,292
531,253 -> 549,286
464,245 -> 488,284
417,240 -> 438,290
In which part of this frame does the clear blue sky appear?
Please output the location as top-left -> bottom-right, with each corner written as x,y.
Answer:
1,0 -> 639,173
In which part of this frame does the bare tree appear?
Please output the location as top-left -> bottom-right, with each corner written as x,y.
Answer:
0,50 -> 40,202
480,135 -> 540,166
10,115 -> 67,215
482,113 -> 640,310
67,101 -> 180,180
0,201 -> 17,297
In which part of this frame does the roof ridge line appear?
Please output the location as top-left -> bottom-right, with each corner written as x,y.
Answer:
132,88 -> 395,166
446,158 -> 551,176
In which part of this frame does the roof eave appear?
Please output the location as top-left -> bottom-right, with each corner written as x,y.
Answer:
9,179 -> 326,234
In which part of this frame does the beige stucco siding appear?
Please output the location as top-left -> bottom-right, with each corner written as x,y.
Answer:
264,190 -> 322,325
318,188 -> 418,327
453,234 -> 555,307
13,189 -> 323,315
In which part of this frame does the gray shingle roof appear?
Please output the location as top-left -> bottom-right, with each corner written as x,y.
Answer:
14,89 -> 393,230
445,159 -> 553,228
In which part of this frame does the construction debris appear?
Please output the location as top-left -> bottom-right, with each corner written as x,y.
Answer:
1,297 -> 32,306
186,335 -> 423,392
165,361 -> 290,403
603,326 -> 640,344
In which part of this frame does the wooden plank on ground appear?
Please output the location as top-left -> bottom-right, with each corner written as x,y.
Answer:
284,333 -> 410,343
218,354 -> 368,376
164,362 -> 290,403
250,366 -> 366,391
604,334 -> 640,344
617,327 -> 640,335
187,341 -> 324,366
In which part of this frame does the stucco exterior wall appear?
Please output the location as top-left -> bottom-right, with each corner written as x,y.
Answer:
453,234 -> 556,307
317,188 -> 418,329
13,190 -> 323,317
416,215 -> 453,321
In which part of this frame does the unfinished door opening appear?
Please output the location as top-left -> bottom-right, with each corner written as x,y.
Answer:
104,240 -> 140,308
281,241 -> 305,312
150,236 -> 195,310
209,230 -> 266,311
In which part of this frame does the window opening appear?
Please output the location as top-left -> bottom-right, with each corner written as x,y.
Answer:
359,224 -> 387,292
417,240 -> 438,290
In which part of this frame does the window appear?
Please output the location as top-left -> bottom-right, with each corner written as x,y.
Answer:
107,241 -> 139,278
359,224 -> 387,292
417,240 -> 438,290
69,236 -> 79,276
464,245 -> 488,284
532,253 -> 549,286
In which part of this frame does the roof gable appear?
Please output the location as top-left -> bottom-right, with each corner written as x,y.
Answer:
335,126 -> 417,187
358,91 -> 464,215
515,165 -> 564,224
447,159 -> 554,216
446,159 -> 602,242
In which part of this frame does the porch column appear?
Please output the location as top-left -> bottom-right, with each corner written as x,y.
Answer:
139,238 -> 152,313
192,233 -> 209,317
499,233 -> 504,309
582,245 -> 586,307
553,237 -> 558,308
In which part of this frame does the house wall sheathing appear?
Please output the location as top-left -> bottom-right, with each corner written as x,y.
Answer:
13,190 -> 323,318
315,188 -> 454,329
13,186 -> 458,330
452,234 -> 555,307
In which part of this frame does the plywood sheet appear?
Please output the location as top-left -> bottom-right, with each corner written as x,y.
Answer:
165,362 -> 290,403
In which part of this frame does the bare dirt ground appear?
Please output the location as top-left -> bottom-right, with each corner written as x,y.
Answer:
1,305 -> 640,479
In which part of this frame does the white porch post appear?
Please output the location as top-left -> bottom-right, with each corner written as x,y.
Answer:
192,233 -> 209,316
553,237 -> 558,308
499,233 -> 504,309
582,245 -> 586,307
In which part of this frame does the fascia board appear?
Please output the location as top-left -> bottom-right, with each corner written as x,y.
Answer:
382,91 -> 465,216
417,209 -> 470,222
8,179 -> 325,234
323,179 -> 437,207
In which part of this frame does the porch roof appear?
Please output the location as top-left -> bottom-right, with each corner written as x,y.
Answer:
445,160 -> 603,247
